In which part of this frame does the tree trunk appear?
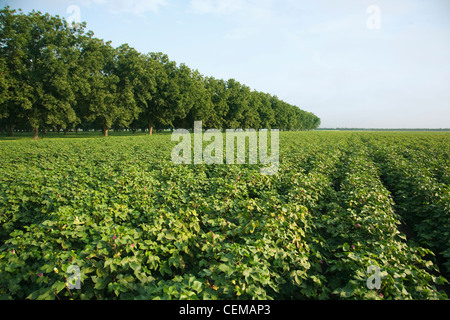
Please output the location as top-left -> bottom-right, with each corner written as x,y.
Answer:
32,127 -> 39,140
103,128 -> 109,137
149,124 -> 153,135
9,124 -> 14,137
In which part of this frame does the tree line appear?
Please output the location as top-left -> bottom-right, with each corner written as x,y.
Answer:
0,7 -> 321,139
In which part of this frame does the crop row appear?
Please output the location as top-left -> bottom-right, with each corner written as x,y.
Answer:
280,134 -> 447,299
366,136 -> 450,276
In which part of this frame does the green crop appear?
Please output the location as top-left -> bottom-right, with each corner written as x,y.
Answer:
0,131 -> 448,300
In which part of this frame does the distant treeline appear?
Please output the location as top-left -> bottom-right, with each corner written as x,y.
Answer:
317,128 -> 450,132
0,7 -> 320,139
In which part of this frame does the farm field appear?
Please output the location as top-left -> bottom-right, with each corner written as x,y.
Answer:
0,131 -> 449,300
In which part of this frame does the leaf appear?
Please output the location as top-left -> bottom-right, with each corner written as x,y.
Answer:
52,281 -> 66,294
192,280 -> 202,293
201,268 -> 212,277
334,285 -> 355,298
108,282 -> 121,297
218,263 -> 234,276
243,268 -> 251,280
363,290 -> 379,300
26,287 -> 53,300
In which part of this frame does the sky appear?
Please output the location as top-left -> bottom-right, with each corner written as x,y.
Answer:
2,0 -> 450,128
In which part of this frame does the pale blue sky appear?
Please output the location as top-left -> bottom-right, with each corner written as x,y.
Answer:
2,0 -> 450,128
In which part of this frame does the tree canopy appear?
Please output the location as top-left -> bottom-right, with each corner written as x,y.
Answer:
0,7 -> 321,138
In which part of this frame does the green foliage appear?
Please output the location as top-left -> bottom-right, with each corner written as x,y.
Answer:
366,133 -> 450,274
0,131 -> 448,300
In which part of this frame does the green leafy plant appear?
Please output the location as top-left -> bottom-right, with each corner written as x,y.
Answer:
0,132 -> 448,300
